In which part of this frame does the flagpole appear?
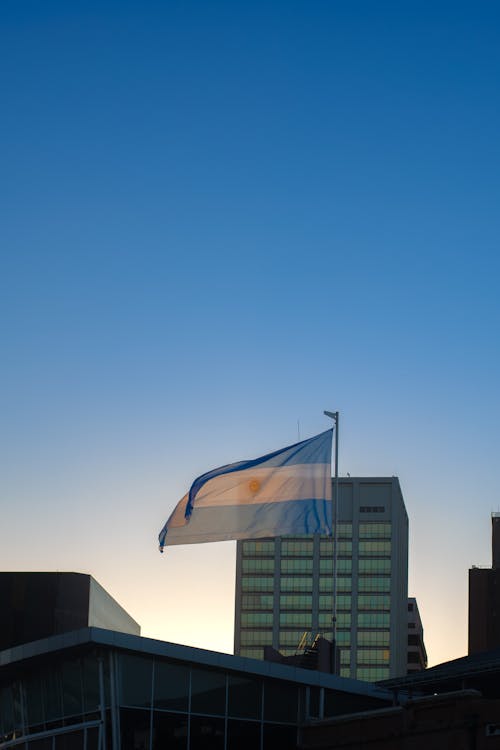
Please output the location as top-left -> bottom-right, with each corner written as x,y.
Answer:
324,410 -> 339,674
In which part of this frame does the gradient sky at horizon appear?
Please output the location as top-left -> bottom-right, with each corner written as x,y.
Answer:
2,0 -> 500,668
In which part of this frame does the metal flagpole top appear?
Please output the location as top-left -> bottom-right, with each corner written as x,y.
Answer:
323,410 -> 338,422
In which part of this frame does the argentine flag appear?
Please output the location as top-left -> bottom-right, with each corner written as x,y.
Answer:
158,429 -> 333,550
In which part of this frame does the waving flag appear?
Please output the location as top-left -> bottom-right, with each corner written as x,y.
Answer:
158,429 -> 333,551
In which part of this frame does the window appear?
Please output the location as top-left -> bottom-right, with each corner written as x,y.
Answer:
241,540 -> 275,555
153,661 -> 189,712
358,576 -> 390,593
241,613 -> 273,627
281,559 -> 313,574
320,576 -> 351,592
357,613 -> 390,628
240,631 -> 273,646
279,612 -> 312,627
359,523 -> 391,539
241,594 -> 273,610
281,540 -> 314,556
319,594 -> 351,611
358,541 -> 391,556
227,675 -> 262,719
357,594 -> 390,611
242,559 -> 274,573
279,630 -> 307,646
359,506 -> 385,513
319,540 -> 352,556
279,594 -> 312,610
320,559 -> 352,573
241,576 -> 274,592
319,613 -> 350,629
356,649 -> 390,665
190,669 -> 226,715
357,631 -> 390,646
280,576 -> 313,592
358,559 -> 391,574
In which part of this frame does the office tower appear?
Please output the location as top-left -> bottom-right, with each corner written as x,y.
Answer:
234,477 -> 409,681
407,597 -> 427,673
469,513 -> 500,654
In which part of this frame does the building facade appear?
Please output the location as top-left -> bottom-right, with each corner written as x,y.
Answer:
234,477 -> 409,682
0,627 -> 393,750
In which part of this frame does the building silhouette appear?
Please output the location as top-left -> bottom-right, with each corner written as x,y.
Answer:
234,477 -> 409,681
469,513 -> 500,654
407,597 -> 427,673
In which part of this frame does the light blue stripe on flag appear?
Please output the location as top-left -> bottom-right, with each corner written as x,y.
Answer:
158,429 -> 333,550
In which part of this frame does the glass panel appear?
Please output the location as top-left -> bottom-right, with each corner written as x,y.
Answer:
227,675 -> 262,719
319,613 -> 350,628
318,594 -> 351,611
85,727 -> 99,750
319,559 -> 351,573
280,577 -> 312,593
28,739 -> 53,750
319,540 -> 352,556
120,655 -> 152,708
279,613 -> 312,627
356,649 -> 390,665
335,630 -> 351,645
120,708 -> 150,750
358,523 -> 391,539
242,559 -> 275,573
190,669 -> 226,716
357,595 -> 391,611
358,559 -> 391,574
241,613 -> 273,627
25,673 -> 44,727
240,631 -> 273,646
82,656 -> 100,713
278,631 -> 306,646
358,577 -> 390,593
61,660 -> 83,718
190,716 -> 225,749
242,541 -> 275,555
319,577 -> 351,592
56,731 -> 84,750
280,559 -> 313,574
227,719 -> 261,750
153,661 -> 189,712
357,613 -> 390,628
264,681 -> 298,723
152,711 -> 188,750
263,724 -> 297,749
43,668 -> 63,721
281,540 -> 314,556
358,541 -> 391,556
241,577 -> 274,592
239,647 -> 264,659
241,594 -> 274,610
357,631 -> 390,646
279,594 -> 312,610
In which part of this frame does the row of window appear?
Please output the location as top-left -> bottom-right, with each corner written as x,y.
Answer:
241,593 -> 389,612
240,575 -> 391,594
240,627 -> 390,648
242,559 -> 392,574
241,613 -> 389,628
242,542 -> 391,562
241,525 -> 392,557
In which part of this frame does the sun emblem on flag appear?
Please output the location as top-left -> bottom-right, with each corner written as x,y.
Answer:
248,479 -> 261,494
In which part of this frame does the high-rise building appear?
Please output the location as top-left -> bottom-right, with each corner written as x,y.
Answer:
469,513 -> 500,654
234,477 -> 409,681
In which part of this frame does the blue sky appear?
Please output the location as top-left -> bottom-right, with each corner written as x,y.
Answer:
1,0 -> 500,666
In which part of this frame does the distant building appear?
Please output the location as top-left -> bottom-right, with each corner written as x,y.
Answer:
469,514 -> 500,655
234,477 -> 409,681
407,597 -> 427,673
